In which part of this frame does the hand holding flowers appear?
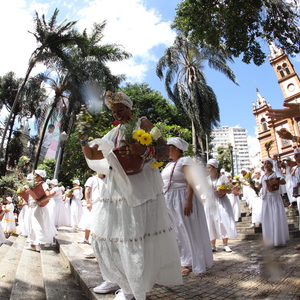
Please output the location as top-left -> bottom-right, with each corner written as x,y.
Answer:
215,184 -> 232,198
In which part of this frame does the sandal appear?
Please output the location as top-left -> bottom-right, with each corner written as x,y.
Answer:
181,266 -> 190,277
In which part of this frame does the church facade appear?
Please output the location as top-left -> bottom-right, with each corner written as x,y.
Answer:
252,44 -> 300,161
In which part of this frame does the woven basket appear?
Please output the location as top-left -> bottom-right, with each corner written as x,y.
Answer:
265,177 -> 280,192
113,147 -> 145,175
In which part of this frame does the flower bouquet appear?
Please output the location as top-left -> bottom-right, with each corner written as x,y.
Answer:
113,117 -> 162,175
65,188 -> 74,198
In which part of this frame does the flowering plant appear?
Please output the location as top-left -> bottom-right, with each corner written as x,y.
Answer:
232,175 -> 243,188
217,184 -> 231,191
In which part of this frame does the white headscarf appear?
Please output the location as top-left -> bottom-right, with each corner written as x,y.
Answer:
207,158 -> 218,168
167,137 -> 189,152
73,179 -> 80,185
50,179 -> 58,186
264,158 -> 274,167
105,91 -> 133,110
35,169 -> 46,178
6,197 -> 12,202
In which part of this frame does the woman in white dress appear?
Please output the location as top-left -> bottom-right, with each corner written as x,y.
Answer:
70,180 -> 83,230
249,169 -> 263,228
161,137 -> 213,276
2,197 -> 16,238
227,173 -> 241,222
0,203 -> 7,244
25,170 -> 57,250
204,159 -> 237,252
258,158 -> 289,247
16,196 -> 29,236
48,179 -> 68,228
80,91 -> 182,300
62,186 -> 71,226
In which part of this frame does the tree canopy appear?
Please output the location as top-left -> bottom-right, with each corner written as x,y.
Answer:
172,0 -> 300,65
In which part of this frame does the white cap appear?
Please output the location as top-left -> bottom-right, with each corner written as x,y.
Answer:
73,179 -> 80,185
35,170 -> 46,178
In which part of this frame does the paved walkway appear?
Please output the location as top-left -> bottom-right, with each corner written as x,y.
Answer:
145,237 -> 300,300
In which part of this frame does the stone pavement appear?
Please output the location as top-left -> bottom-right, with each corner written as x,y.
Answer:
145,237 -> 300,300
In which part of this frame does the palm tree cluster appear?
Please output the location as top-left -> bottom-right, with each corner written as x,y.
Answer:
156,34 -> 238,155
0,8 -> 131,175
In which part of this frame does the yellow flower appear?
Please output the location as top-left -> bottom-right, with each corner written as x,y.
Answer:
150,161 -> 164,168
17,189 -> 21,194
22,156 -> 29,161
133,129 -> 146,140
138,133 -> 152,146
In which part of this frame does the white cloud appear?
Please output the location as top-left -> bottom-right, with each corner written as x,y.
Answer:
77,0 -> 176,82
247,126 -> 260,157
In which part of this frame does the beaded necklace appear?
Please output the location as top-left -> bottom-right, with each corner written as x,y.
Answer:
163,158 -> 181,194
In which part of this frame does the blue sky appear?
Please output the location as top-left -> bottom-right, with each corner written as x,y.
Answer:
1,0 -> 299,156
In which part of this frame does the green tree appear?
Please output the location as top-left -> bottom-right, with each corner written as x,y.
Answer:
156,34 -> 237,154
0,8 -> 81,156
34,21 -> 131,169
173,0 -> 300,65
216,145 -> 232,172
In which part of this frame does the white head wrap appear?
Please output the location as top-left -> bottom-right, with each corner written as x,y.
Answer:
207,158 -> 218,168
6,197 -> 12,202
105,91 -> 133,110
240,168 -> 247,173
50,179 -> 58,186
264,158 -> 274,167
167,137 -> 189,152
220,168 -> 225,173
35,169 -> 46,178
254,168 -> 261,173
73,179 -> 80,185
26,173 -> 34,181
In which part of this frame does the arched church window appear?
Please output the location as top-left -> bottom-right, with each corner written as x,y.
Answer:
261,118 -> 268,131
277,66 -> 285,78
283,63 -> 291,75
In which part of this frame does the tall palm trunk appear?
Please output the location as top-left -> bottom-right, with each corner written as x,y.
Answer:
0,57 -> 37,156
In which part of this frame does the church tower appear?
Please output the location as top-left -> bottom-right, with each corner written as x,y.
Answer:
253,43 -> 300,160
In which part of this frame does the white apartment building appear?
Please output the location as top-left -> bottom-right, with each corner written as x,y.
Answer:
211,126 -> 251,175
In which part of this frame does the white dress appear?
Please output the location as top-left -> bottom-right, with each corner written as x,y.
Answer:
17,203 -> 29,236
286,165 -> 297,204
0,217 -> 6,243
79,176 -> 104,231
251,179 -> 263,224
227,183 -> 241,222
204,175 -> 238,240
2,203 -> 16,235
260,173 -> 289,246
48,186 -> 69,227
85,118 -> 182,300
27,182 -> 57,245
63,194 -> 71,226
70,187 -> 83,228
161,157 -> 213,274
291,166 -> 300,229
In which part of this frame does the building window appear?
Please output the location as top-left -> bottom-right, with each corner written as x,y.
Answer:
261,118 -> 268,131
283,63 -> 291,75
277,66 -> 285,78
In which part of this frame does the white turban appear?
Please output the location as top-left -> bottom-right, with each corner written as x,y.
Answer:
73,179 -> 80,185
6,197 -> 12,202
167,137 -> 189,152
35,169 -> 46,178
105,91 -> 133,110
50,179 -> 58,186
254,168 -> 261,173
207,158 -> 218,168
240,168 -> 247,173
220,168 -> 225,173
26,173 -> 34,181
264,158 -> 273,167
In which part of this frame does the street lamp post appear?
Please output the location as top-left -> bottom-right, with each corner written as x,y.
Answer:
229,145 -> 234,177
53,131 -> 68,179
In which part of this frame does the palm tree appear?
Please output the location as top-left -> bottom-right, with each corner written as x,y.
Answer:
0,8 -> 81,156
156,34 -> 238,154
33,21 -> 131,169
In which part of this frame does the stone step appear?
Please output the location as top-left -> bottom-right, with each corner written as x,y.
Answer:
0,235 -> 18,262
40,246 -> 88,300
55,228 -> 112,300
10,241 -> 45,300
0,235 -> 27,300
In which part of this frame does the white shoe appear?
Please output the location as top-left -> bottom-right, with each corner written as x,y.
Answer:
211,245 -> 217,252
93,281 -> 120,294
114,289 -> 134,300
83,248 -> 95,258
249,224 -> 255,228
77,239 -> 90,244
223,245 -> 232,252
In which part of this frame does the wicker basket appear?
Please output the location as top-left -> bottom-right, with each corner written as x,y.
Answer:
31,183 -> 49,207
113,147 -> 145,175
265,177 -> 280,192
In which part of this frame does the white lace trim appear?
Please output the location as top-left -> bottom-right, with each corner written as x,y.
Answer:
91,227 -> 173,243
